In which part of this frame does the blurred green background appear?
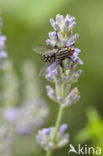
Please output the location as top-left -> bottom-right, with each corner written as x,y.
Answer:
0,0 -> 103,155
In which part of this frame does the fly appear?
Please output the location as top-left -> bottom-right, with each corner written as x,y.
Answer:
33,46 -> 74,64
33,45 -> 75,75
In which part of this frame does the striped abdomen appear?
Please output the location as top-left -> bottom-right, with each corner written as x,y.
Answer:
41,52 -> 56,63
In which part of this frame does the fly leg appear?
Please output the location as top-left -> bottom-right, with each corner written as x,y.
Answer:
60,61 -> 64,73
68,56 -> 75,63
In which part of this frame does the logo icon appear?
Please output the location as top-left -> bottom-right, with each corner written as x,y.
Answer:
68,144 -> 78,154
68,144 -> 102,155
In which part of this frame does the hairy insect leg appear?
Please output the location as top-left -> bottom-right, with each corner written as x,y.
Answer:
60,61 -> 64,73
68,56 -> 75,63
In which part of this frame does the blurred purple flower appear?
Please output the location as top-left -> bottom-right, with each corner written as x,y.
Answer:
3,107 -> 20,121
15,100 -> 49,135
0,35 -> 7,47
0,51 -> 8,58
0,15 -> 8,69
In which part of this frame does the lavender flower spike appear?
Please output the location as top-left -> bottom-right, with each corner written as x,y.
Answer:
36,124 -> 69,151
0,14 -> 8,69
36,14 -> 83,156
0,16 -> 8,58
46,14 -> 80,50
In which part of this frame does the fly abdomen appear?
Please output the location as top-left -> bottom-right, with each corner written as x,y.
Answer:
42,52 -> 56,63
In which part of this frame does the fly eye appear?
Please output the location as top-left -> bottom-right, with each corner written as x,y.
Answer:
68,46 -> 72,51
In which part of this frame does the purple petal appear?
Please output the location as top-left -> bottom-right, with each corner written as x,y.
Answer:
50,18 -> 55,26
74,48 -> 81,54
46,62 -> 57,73
43,128 -> 52,135
60,124 -> 68,133
62,39 -> 68,47
70,21 -> 76,28
0,51 -> 8,58
54,22 -> 60,31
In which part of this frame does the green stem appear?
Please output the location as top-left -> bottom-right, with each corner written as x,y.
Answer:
46,150 -> 52,156
53,105 -> 64,141
46,105 -> 65,156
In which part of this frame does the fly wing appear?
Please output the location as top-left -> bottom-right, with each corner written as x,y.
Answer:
33,46 -> 54,54
39,63 -> 49,76
33,46 -> 47,54
39,62 -> 58,77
